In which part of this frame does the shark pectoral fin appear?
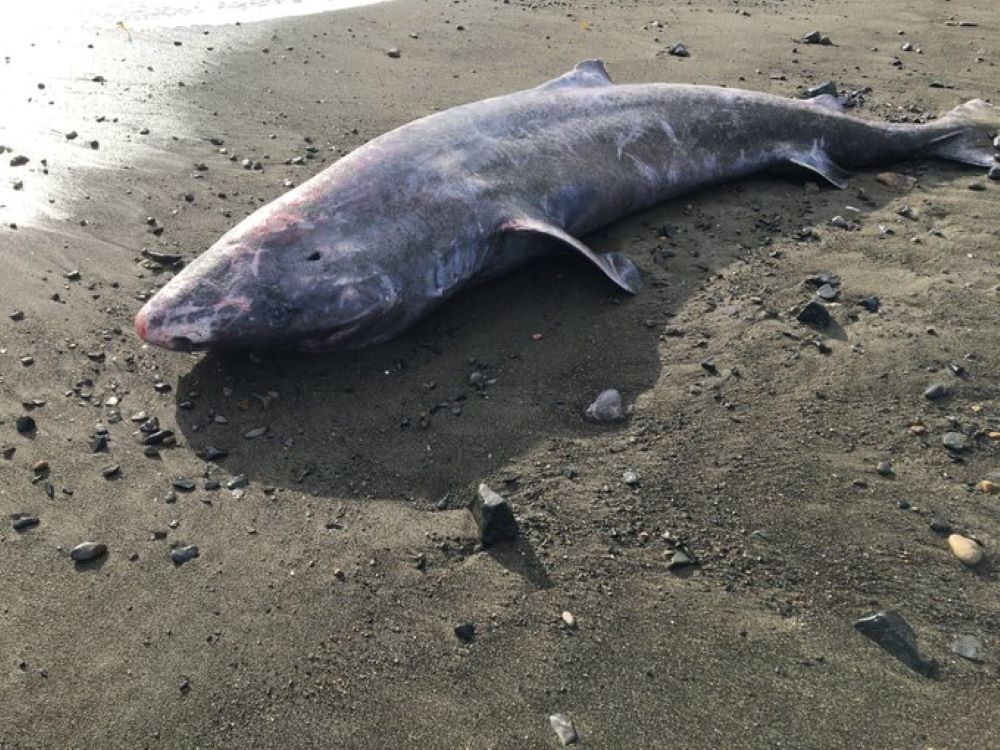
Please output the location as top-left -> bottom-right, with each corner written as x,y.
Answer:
787,150 -> 851,189
501,217 -> 642,294
535,59 -> 615,92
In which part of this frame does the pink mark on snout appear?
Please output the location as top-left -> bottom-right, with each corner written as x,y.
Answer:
134,306 -> 150,342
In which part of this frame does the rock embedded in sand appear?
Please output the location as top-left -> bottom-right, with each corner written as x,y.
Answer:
453,623 -> 475,642
805,81 -> 837,98
549,714 -> 579,746
12,515 -> 40,531
876,460 -> 893,477
171,545 -> 200,565
471,483 -> 518,546
9,155 -> 29,167
796,300 -> 831,327
923,383 -> 948,401
623,469 -> 640,486
854,609 -> 936,677
561,611 -> 576,629
668,42 -> 689,57
584,389 -> 626,422
70,541 -> 107,562
386,47 -> 401,58
15,415 -> 36,434
988,165 -> 1000,181
941,432 -> 968,452
948,534 -> 984,566
951,635 -> 984,662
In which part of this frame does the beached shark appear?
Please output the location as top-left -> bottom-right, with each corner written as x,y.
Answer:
134,60 -> 999,351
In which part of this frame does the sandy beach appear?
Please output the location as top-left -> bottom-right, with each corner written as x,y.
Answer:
2,0 -> 999,746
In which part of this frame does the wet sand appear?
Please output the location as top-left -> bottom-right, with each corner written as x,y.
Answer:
2,0 -> 1000,746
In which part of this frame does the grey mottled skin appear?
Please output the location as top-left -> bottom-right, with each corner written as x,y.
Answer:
134,60 -> 998,351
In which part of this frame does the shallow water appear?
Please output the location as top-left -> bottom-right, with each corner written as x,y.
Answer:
7,0 -> 383,29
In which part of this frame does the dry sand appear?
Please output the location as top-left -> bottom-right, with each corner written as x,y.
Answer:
2,0 -> 1000,746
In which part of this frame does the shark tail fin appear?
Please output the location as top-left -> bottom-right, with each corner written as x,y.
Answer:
929,99 -> 1000,168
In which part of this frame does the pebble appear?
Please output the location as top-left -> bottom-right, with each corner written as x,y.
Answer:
976,480 -> 997,494
667,549 -> 696,570
816,283 -> 840,301
830,215 -> 859,230
623,469 -> 640,486
942,432 -> 968,452
226,474 -> 248,490
561,611 -> 576,629
33,459 -> 49,474
70,541 -> 107,562
668,42 -> 690,57
9,155 -> 29,167
584,389 -> 626,422
854,609 -> 936,677
172,477 -> 196,492
929,518 -> 952,534
13,515 -> 40,531
805,81 -> 837,98
858,296 -> 880,313
988,165 -> 1000,181
923,383 -> 948,401
951,635 -> 984,662
796,300 -> 831,328
948,534 -> 984,566
549,714 -> 579,746
876,460 -> 893,477
244,426 -> 268,439
171,545 -> 200,564
471,483 -> 518,546
101,464 -> 121,479
453,623 -> 475,642
15,415 -> 36,433
386,47 -> 401,58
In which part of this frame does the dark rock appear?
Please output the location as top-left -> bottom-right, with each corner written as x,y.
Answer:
171,545 -> 200,564
858,296 -> 880,313
70,541 -> 107,562
197,446 -> 228,461
10,310 -> 25,321
142,429 -> 175,445
101,464 -> 121,479
584,389 -> 626,422
876,460 -> 893,477
805,272 -> 840,287
89,435 -> 108,453
854,609 -> 936,677
796,300 -> 831,327
172,477 -> 196,492
386,47 -> 401,58
9,155 -> 29,167
203,480 -> 220,491
923,383 -> 948,401
453,623 -> 475,642
471,483 -> 518,546
700,357 -> 719,375
988,165 -> 1000,181
226,474 -> 248,490
668,42 -> 690,57
929,518 -> 952,534
15,415 -> 36,434
667,548 -> 697,571
13,515 -> 39,531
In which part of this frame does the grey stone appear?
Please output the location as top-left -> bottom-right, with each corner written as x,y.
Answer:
584,389 -> 626,423
796,300 -> 831,327
70,541 -> 107,562
942,432 -> 969,452
549,714 -> 579,746
171,545 -> 200,565
951,635 -> 984,662
854,609 -> 936,677
471,483 -> 518,546
923,383 -> 948,401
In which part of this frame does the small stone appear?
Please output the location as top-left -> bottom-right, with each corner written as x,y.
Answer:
830,215 -> 859,230
802,30 -> 822,44
854,610 -> 936,677
942,432 -> 968,452
923,383 -> 948,401
816,283 -> 840,301
226,474 -> 248,490
667,549 -> 696,571
623,469 -> 640,486
244,426 -> 268,439
89,435 -> 108,453
65,130 -> 78,140
171,545 -> 200,565
876,460 -> 893,477
988,165 -> 1000,181
13,515 -> 40,531
386,47 -> 401,58
198,446 -> 228,461
70,541 -> 107,562
549,714 -> 578,746
584,389 -> 626,423
9,155 -> 29,167
561,611 -> 576,629
951,635 -> 984,662
858,296 -> 880,313
976,480 -> 997,494
172,477 -> 196,492
15,415 -> 36,433
101,464 -> 121,479
10,310 -> 25,321
948,534 -> 984,566
805,81 -> 837,98
471,483 -> 518,546
929,518 -> 952,534
453,623 -> 475,642
32,459 -> 49,474
142,429 -> 175,445
901,41 -> 913,52
668,42 -> 690,57
796,300 -> 831,327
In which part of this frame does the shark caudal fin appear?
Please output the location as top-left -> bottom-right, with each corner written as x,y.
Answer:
929,99 -> 1000,168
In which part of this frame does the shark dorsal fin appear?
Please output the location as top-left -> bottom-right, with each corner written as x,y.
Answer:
536,59 -> 614,92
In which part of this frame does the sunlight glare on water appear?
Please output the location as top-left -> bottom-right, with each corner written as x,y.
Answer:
6,0 -> 384,29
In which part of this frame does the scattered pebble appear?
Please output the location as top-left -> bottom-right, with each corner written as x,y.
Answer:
561,611 -> 577,629
876,460 -> 893,477
386,48 -> 401,58
549,714 -> 579,746
453,623 -> 475,642
948,534 -> 984,566
12,515 -> 40,531
923,383 -> 948,401
623,469 -> 640,486
15,416 -> 36,433
796,300 -> 831,328
471,483 -> 518,546
70,541 -> 107,562
171,545 -> 200,565
951,635 -> 984,662
975,480 -> 997,494
668,42 -> 690,57
584,389 -> 626,422
942,431 -> 968,452
854,609 -> 936,677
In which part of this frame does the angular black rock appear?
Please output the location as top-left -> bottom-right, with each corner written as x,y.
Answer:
454,623 -> 475,642
854,609 -> 936,677
471,483 -> 518,546
797,300 -> 831,327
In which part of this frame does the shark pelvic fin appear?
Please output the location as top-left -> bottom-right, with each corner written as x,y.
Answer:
536,59 -> 615,92
787,149 -> 851,189
500,217 -> 641,294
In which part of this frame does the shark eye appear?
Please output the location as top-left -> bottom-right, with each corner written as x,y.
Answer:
305,251 -> 321,261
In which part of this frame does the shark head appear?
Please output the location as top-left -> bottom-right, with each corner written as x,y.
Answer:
134,206 -> 402,352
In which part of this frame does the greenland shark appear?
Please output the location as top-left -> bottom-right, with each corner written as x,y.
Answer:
134,60 -> 999,351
